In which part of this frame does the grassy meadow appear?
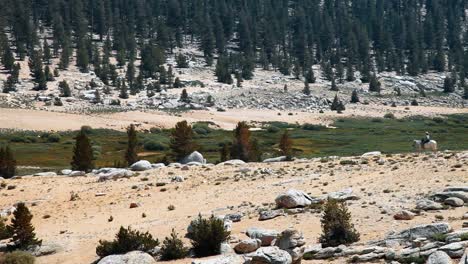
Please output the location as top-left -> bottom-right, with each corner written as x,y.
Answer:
0,114 -> 467,175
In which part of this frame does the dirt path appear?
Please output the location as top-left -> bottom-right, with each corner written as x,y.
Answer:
1,105 -> 467,131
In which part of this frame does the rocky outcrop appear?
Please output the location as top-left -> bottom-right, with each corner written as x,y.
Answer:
393,210 -> 416,220
250,246 -> 292,264
274,229 -> 306,263
97,251 -> 156,264
246,228 -> 279,246
234,238 -> 262,254
218,160 -> 246,166
263,156 -> 288,163
94,168 -> 134,181
191,254 -> 245,264
426,251 -> 452,264
275,189 -> 315,209
386,223 -> 452,242
415,199 -> 444,210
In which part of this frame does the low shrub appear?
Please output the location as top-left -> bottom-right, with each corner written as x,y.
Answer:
0,217 -> 11,240
143,140 -> 167,151
96,226 -> 160,258
319,199 -> 360,247
266,126 -> 280,133
383,113 -> 396,119
160,229 -> 188,260
302,123 -> 323,131
47,133 -> 61,143
431,233 -> 447,242
187,215 -> 230,257
0,251 -> 35,264
339,160 -> 358,165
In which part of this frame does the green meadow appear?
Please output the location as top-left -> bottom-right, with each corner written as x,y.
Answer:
1,114 -> 467,175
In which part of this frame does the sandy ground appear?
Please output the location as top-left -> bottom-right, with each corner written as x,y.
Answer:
1,105 -> 468,132
0,152 -> 467,263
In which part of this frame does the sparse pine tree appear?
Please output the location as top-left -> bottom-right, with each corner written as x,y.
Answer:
330,77 -> 338,91
71,127 -> 94,172
306,68 -> 316,83
230,122 -> 251,162
119,80 -> 129,99
219,143 -> 230,162
170,121 -> 197,161
303,80 -> 311,95
350,90 -> 360,103
173,77 -> 183,88
125,124 -> 138,167
443,76 -> 455,93
176,53 -> 189,68
59,81 -> 71,97
319,199 -> 360,247
279,130 -> 293,161
9,203 -> 42,249
160,229 -> 188,260
180,89 -> 190,103
0,145 -> 16,179
369,74 -> 381,93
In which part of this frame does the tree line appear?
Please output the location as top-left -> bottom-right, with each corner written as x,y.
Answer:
0,0 -> 467,96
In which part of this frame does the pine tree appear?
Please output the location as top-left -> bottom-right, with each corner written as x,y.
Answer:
279,131 -> 293,161
119,80 -> 129,99
463,85 -> 468,100
94,89 -> 101,104
3,76 -> 17,93
125,124 -> 138,167
248,138 -> 262,162
170,121 -> 197,161
59,81 -> 71,97
180,89 -> 190,103
176,53 -> 189,68
305,68 -> 316,83
331,95 -> 345,112
43,38 -> 51,65
0,145 -> 16,179
215,56 -> 233,84
9,203 -> 42,249
330,77 -> 338,91
219,143 -> 230,162
230,122 -> 251,162
319,199 -> 360,247
350,90 -> 360,103
173,77 -> 184,88
369,74 -> 381,93
71,127 -> 94,172
303,80 -> 311,95
443,76 -> 455,93
346,61 -> 355,82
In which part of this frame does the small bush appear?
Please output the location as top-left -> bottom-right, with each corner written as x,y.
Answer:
143,140 -> 167,151
319,199 -> 360,247
339,160 -> 357,165
383,113 -> 395,119
10,136 -> 28,143
187,215 -> 230,257
267,126 -> 280,133
160,229 -> 188,260
96,226 -> 160,258
431,233 -> 447,242
0,251 -> 35,264
47,133 -> 61,143
0,217 -> 11,240
302,123 -> 323,131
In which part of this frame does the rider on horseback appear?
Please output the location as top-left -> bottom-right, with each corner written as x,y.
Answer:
421,132 -> 431,147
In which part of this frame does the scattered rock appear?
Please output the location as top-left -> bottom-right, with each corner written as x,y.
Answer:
386,223 -> 451,242
218,160 -> 246,166
275,189 -> 316,209
415,199 -> 444,211
34,172 -> 57,177
60,169 -> 72,175
250,246 -> 292,264
97,251 -> 156,264
259,209 -> 284,221
426,251 -> 452,264
191,254 -> 245,264
234,239 -> 262,254
246,228 -> 280,246
393,210 -> 416,220
263,156 -> 288,163
444,197 -> 465,207
130,160 -> 152,171
69,171 -> 86,177
181,151 -> 206,164
361,151 -> 382,158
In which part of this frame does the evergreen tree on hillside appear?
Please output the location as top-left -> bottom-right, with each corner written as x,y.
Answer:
9,203 -> 41,249
71,127 -> 94,172
279,131 -> 293,161
0,145 -> 16,179
230,122 -> 251,162
170,121 -> 197,161
125,124 -> 138,167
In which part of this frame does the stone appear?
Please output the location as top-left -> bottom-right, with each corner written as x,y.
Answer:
246,227 -> 280,246
275,189 -> 315,209
259,209 -> 284,221
443,187 -> 468,193
95,168 -> 134,181
33,172 -> 57,177
27,242 -> 63,257
446,229 -> 468,243
386,223 -> 451,241
326,188 -> 360,201
274,229 -> 306,250
181,151 -> 206,164
218,160 -> 246,166
439,241 -> 468,258
69,171 -> 86,177
415,199 -> 444,210
460,248 -> 468,264
393,210 -> 416,220
361,151 -> 382,158
225,213 -> 242,222
171,176 -> 184,182
311,246 -> 344,259
426,251 -> 452,264
129,202 -> 140,208
250,246 -> 292,264
60,169 -> 72,175
263,156 -> 288,163
432,192 -> 468,203
191,255 -> 245,264
220,242 -> 233,255
444,197 -> 464,207
97,251 -> 156,264
130,160 -> 152,171
151,163 -> 166,169
234,238 -> 262,254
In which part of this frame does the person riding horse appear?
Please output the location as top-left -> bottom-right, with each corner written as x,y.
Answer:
421,132 -> 431,148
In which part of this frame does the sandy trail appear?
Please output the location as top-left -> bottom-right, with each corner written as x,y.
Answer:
0,152 -> 467,264
1,105 -> 467,131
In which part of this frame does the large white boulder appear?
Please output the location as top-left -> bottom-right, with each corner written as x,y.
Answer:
181,151 -> 206,164
218,160 -> 246,166
275,189 -> 315,209
97,251 -> 156,264
426,251 -> 452,264
95,168 -> 134,181
130,160 -> 152,171
246,228 -> 280,246
250,246 -> 292,264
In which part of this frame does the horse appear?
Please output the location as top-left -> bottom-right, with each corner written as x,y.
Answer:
413,139 -> 438,152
